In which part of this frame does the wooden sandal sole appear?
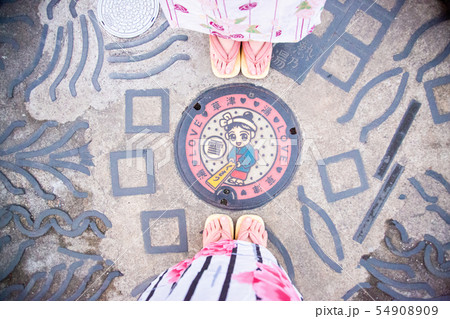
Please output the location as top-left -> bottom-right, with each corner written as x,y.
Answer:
209,37 -> 241,78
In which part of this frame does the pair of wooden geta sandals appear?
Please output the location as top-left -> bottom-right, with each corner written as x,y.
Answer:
209,35 -> 272,79
203,214 -> 266,246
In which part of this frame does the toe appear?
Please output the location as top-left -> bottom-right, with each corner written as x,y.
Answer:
248,60 -> 255,75
250,219 -> 258,232
213,218 -> 220,231
262,230 -> 268,247
226,62 -> 233,74
203,217 -> 225,247
257,222 -> 263,233
242,217 -> 253,231
219,216 -> 232,239
222,62 -> 227,74
211,231 -> 220,243
203,222 -> 213,246
207,221 -> 214,233
237,217 -> 253,240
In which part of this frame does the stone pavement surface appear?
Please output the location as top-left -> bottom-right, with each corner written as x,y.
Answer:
0,0 -> 449,301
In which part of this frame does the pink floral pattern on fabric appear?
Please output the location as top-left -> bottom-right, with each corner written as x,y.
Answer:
211,31 -> 230,39
233,262 -> 301,301
174,4 -> 189,13
239,2 -> 258,11
160,0 -> 325,43
167,258 -> 193,283
194,239 -> 236,259
201,16 -> 249,34
296,0 -> 323,19
210,20 -> 224,31
167,240 -> 236,284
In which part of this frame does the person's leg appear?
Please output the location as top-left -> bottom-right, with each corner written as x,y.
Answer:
216,38 -> 236,74
202,214 -> 233,247
139,214 -> 301,300
241,40 -> 273,78
209,36 -> 240,76
229,215 -> 302,301
139,215 -> 234,300
235,216 -> 268,247
248,40 -> 269,76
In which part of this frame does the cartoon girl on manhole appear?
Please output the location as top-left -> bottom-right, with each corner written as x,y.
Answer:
177,84 -> 300,210
219,111 -> 257,186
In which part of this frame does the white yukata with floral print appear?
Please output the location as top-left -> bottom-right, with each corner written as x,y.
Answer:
159,0 -> 326,43
139,240 -> 303,301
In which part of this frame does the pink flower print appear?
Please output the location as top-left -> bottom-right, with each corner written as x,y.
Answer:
308,25 -> 315,34
233,262 -> 301,301
167,240 -> 236,284
230,34 -> 244,39
210,21 -> 224,31
296,8 -> 315,19
276,30 -> 282,37
174,4 -> 189,13
211,31 -> 230,39
167,258 -> 193,283
194,239 -> 236,259
239,2 -> 257,11
210,17 -> 248,35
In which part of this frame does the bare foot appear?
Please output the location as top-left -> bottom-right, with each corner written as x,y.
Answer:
202,216 -> 233,247
210,37 -> 239,75
248,40 -> 265,55
236,217 -> 268,247
245,40 -> 272,76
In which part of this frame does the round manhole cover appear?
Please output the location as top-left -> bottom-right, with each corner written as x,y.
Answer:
97,0 -> 159,38
175,83 -> 301,210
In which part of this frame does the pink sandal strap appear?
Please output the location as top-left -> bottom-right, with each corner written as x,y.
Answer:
242,41 -> 272,65
237,230 -> 264,245
210,35 -> 240,64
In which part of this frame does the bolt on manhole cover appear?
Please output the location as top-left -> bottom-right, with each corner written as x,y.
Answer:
175,83 -> 301,210
97,0 -> 159,38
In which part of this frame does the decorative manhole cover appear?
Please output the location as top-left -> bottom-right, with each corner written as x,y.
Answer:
97,0 -> 159,38
175,84 -> 301,210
